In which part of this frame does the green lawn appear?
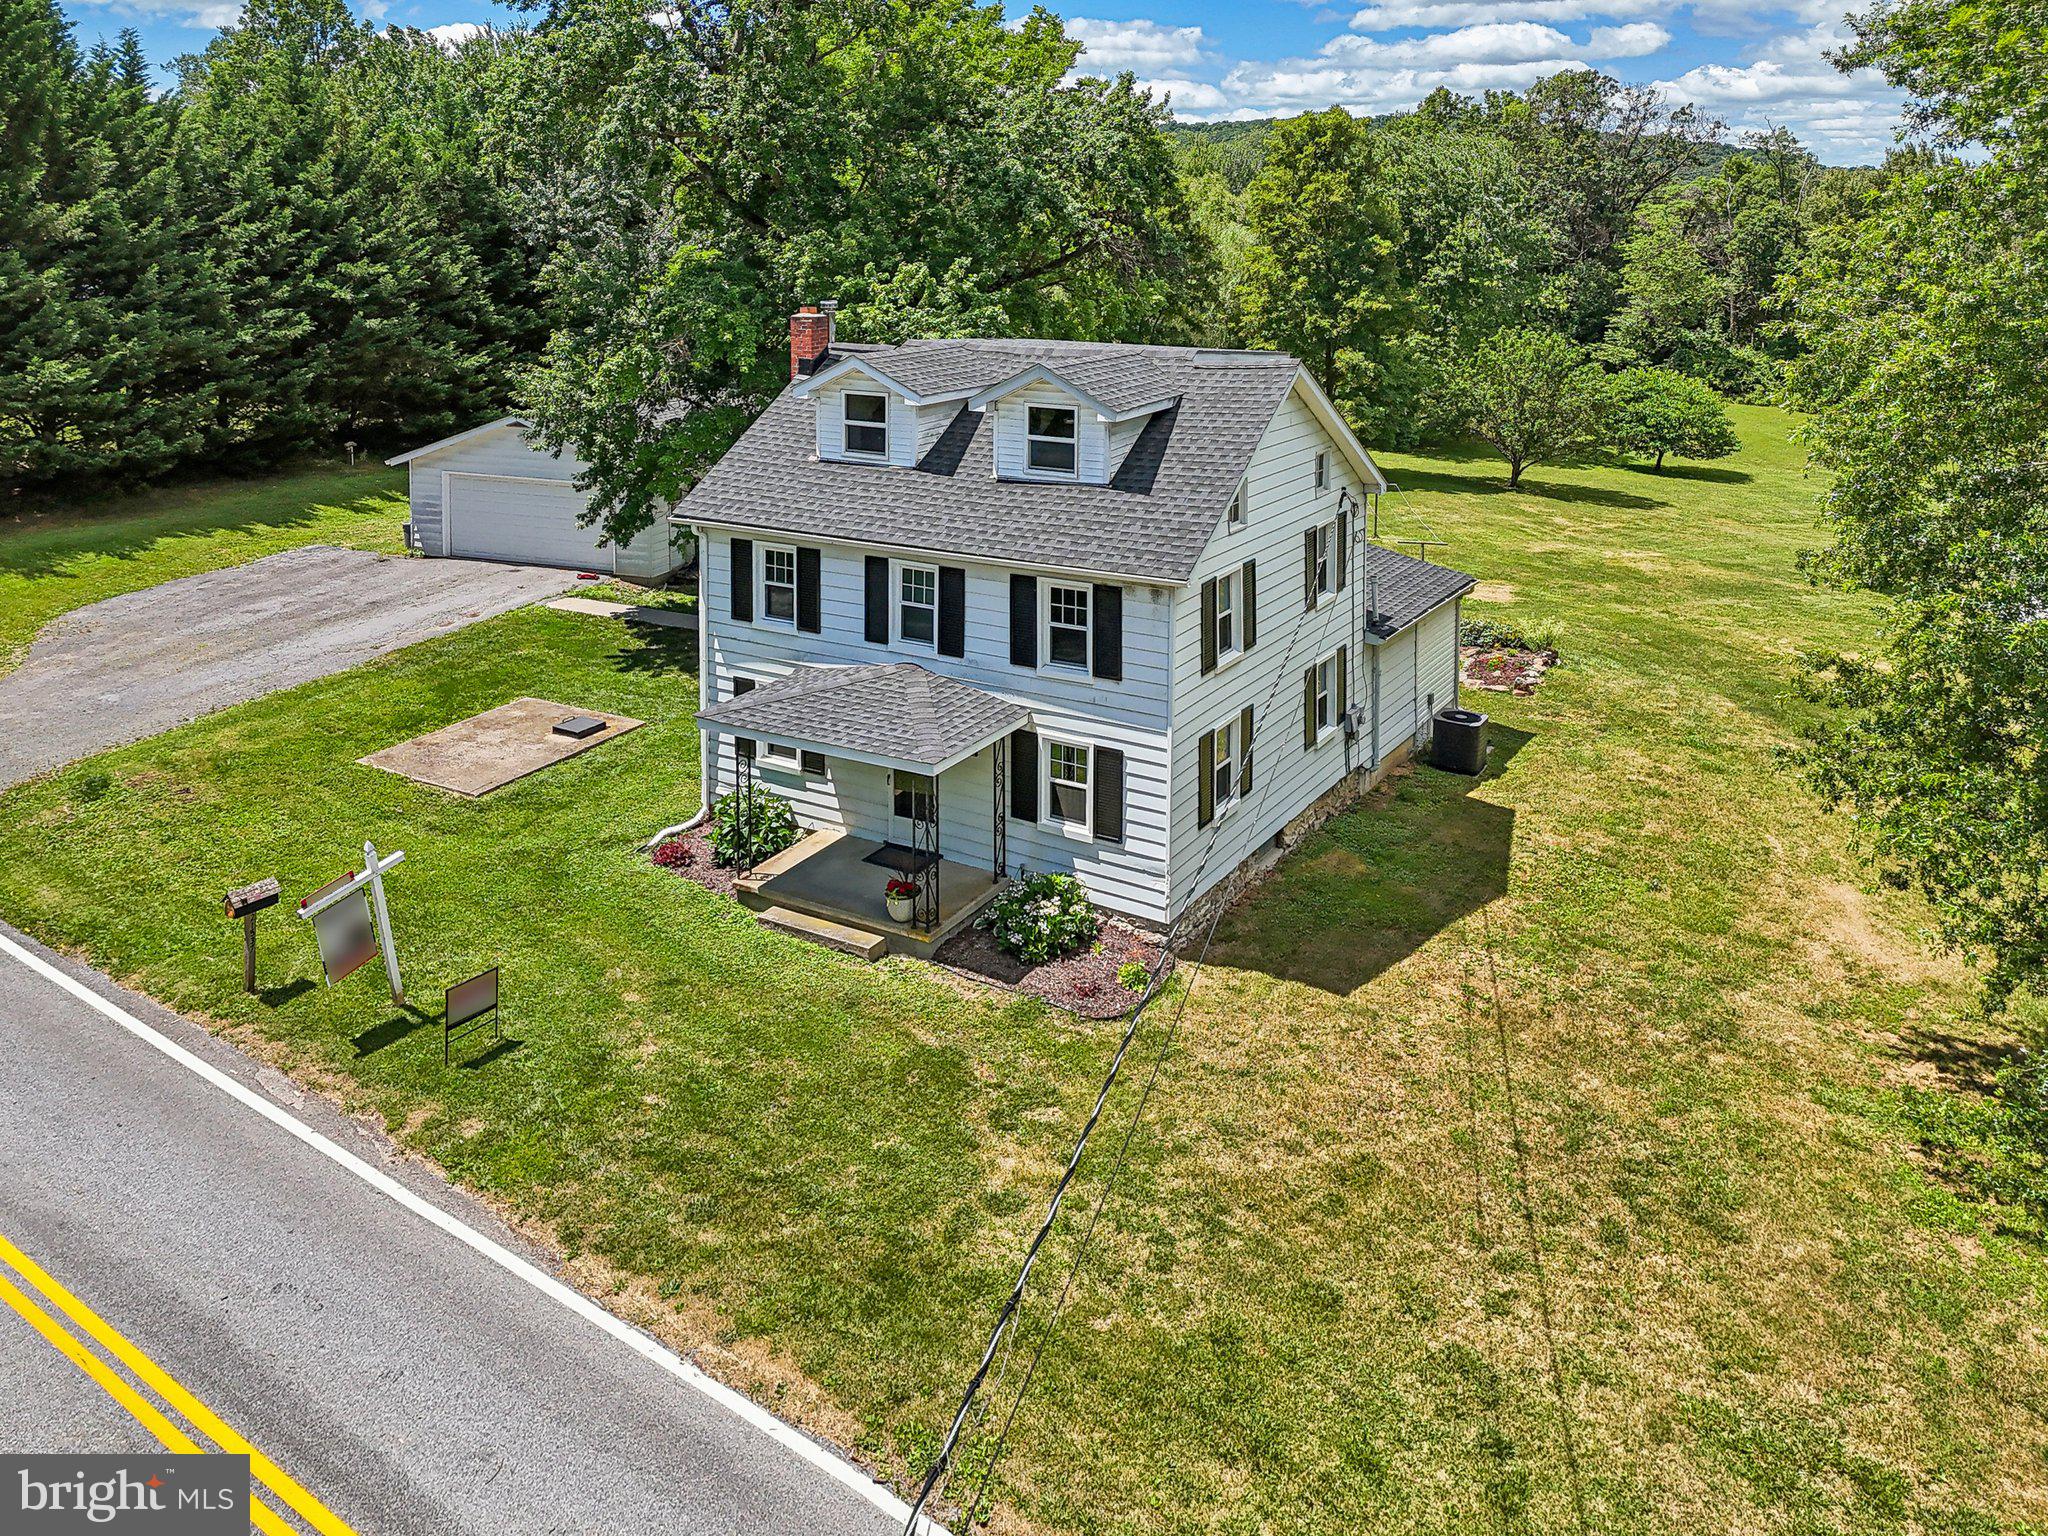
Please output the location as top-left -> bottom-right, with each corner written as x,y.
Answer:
2,407 -> 2043,1535
0,460 -> 406,674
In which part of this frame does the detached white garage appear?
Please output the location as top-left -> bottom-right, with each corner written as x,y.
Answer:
387,417 -> 684,582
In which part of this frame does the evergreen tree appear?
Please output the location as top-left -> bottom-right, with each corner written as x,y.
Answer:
0,0 -> 78,489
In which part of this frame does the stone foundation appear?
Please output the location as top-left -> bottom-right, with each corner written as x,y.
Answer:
1169,738 -> 1420,950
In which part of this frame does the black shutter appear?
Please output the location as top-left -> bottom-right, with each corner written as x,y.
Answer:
796,546 -> 821,633
1337,646 -> 1349,719
1303,527 -> 1317,611
801,750 -> 827,776
1009,728 -> 1039,820
732,675 -> 756,761
1241,560 -> 1257,650
939,566 -> 967,658
1197,730 -> 1216,827
1303,664 -> 1318,749
1200,578 -> 1218,674
1240,705 -> 1255,795
1336,509 -> 1350,591
1009,574 -> 1037,668
864,556 -> 889,644
1093,747 -> 1125,843
730,537 -> 753,622
1091,584 -> 1122,681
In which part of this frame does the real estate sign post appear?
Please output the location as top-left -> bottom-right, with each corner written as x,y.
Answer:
297,842 -> 407,1004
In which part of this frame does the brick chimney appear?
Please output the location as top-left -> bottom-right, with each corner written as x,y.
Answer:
789,301 -> 834,380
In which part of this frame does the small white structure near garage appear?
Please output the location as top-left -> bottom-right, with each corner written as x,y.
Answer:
387,417 -> 684,581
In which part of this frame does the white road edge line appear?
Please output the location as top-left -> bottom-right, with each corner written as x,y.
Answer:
0,931 -> 945,1535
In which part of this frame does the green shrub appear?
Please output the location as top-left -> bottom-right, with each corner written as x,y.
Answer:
707,782 -> 799,868
980,871 -> 1099,963
1117,960 -> 1151,993
1460,615 -> 1562,655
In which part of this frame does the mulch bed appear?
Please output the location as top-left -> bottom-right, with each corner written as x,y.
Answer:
647,825 -> 739,897
936,915 -> 1167,1021
1460,644 -> 1557,696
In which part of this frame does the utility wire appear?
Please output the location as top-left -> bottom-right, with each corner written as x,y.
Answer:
906,535 -> 1343,1532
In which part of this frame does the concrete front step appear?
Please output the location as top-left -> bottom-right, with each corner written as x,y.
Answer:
753,904 -> 889,961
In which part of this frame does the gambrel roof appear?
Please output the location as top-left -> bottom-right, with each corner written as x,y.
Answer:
677,339 -> 1381,585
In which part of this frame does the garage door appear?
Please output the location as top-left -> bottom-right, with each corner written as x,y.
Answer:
444,474 -> 611,572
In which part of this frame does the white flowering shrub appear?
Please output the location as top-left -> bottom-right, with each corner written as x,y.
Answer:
980,871 -> 1099,962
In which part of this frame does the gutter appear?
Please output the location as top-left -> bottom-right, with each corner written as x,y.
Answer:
645,520 -> 717,851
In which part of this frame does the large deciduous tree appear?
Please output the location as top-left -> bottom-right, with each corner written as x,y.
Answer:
1232,107 -> 1405,424
1448,328 -> 1606,489
1782,0 -> 2048,1003
518,0 -> 1205,545
1602,367 -> 1738,470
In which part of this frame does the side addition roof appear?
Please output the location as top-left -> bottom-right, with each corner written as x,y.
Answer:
1363,545 -> 1478,640
697,663 -> 1030,774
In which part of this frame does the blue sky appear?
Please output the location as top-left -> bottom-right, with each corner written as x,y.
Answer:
66,0 -> 1907,164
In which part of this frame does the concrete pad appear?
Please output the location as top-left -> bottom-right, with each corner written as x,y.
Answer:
358,696 -> 642,797
545,595 -> 697,630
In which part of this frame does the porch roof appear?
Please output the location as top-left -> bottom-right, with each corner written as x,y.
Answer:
697,663 -> 1029,774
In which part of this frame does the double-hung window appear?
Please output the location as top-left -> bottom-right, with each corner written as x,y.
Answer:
844,392 -> 888,457
1213,569 -> 1240,664
1045,740 -> 1091,835
1212,714 -> 1243,816
898,563 -> 937,647
1026,405 -> 1077,475
1313,650 -> 1338,740
1313,521 -> 1334,603
761,545 -> 798,626
1046,583 -> 1091,669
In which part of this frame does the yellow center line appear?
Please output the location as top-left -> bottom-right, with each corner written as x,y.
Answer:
0,1231 -> 356,1536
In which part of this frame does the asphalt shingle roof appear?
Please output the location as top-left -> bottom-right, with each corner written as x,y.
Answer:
696,663 -> 1029,769
1365,545 -> 1477,638
677,339 -> 1301,583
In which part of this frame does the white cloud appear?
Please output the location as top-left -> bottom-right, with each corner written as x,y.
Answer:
1067,18 -> 1214,74
1133,78 -> 1235,111
359,0 -> 387,18
1321,20 -> 1585,66
1586,21 -> 1669,57
1348,0 -> 1660,27
1655,23 -> 1907,160
426,20 -> 486,49
1220,54 -> 1589,113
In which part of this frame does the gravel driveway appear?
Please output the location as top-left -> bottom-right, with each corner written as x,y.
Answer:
0,546 -> 575,791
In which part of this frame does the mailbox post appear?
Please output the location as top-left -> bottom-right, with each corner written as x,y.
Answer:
223,877 -> 282,994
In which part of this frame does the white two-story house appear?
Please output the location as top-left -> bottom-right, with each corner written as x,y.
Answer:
681,305 -> 1474,954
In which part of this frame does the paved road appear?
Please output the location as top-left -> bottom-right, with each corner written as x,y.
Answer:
0,547 -> 573,790
0,924 -> 906,1536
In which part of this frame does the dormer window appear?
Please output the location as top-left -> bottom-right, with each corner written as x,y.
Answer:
1027,406 -> 1077,475
843,392 -> 888,457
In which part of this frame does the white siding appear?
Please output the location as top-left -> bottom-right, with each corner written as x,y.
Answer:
990,382 -> 1111,483
1164,385 -> 1365,916
1106,414 -> 1148,479
404,424 -> 677,579
698,528 -> 1176,920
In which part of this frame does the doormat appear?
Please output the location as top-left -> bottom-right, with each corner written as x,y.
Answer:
863,843 -> 938,875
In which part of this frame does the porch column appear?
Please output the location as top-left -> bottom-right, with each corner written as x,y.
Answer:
734,738 -> 755,876
991,737 -> 1007,882
912,770 -> 940,929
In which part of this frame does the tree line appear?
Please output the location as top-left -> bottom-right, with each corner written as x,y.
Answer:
8,0 -> 1869,508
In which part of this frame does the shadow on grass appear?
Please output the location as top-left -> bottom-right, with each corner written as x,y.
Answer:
456,1037 -> 525,1070
1211,726 -> 1531,996
608,625 -> 697,680
0,475 -> 403,581
1388,461 -> 1668,511
353,1004 -> 435,1058
258,978 -> 315,1007
1636,462 -> 1753,485
1892,1024 -> 2023,1096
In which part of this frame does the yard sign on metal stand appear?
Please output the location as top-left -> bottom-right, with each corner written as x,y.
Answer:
297,841 -> 408,1004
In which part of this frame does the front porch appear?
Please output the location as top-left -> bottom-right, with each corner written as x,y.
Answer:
696,661 -> 1029,960
736,829 -> 1001,959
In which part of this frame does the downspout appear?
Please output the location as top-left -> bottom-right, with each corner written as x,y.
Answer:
645,521 -> 715,849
